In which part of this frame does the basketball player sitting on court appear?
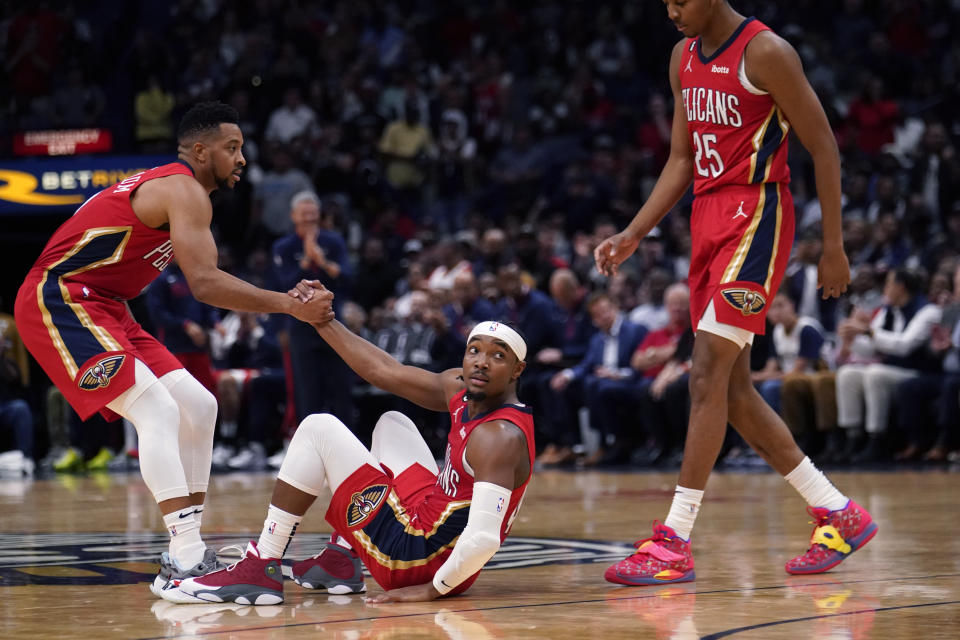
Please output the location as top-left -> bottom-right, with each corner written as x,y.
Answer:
594,0 -> 875,586
162,308 -> 535,605
14,102 -> 334,598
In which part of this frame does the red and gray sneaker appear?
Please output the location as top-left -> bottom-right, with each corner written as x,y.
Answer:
786,499 -> 877,575
604,521 -> 695,586
150,548 -> 225,598
292,541 -> 366,594
162,542 -> 284,605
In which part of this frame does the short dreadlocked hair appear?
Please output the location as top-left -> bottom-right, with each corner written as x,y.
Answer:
177,101 -> 240,144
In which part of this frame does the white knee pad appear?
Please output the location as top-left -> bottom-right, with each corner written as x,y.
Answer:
372,411 -> 439,475
697,300 -> 755,349
278,413 -> 376,496
108,360 -> 189,502
160,371 -> 218,494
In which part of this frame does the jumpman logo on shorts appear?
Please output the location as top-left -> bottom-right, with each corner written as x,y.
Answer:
733,201 -> 747,219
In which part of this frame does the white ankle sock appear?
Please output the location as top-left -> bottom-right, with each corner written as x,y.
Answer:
193,505 -> 204,529
257,504 -> 301,559
663,486 -> 704,541
163,507 -> 206,567
334,534 -> 353,550
784,456 -> 848,511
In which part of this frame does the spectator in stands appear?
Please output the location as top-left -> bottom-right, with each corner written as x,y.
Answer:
264,86 -> 317,145
0,312 -> 34,476
272,190 -> 353,424
495,263 -> 559,360
379,98 -> 435,215
353,236 -> 404,312
768,291 -> 830,452
134,75 -> 175,153
252,147 -> 313,248
533,269 -> 596,466
630,283 -> 692,465
894,263 -> 960,462
835,269 -> 941,462
209,311 -> 285,471
550,292 -> 646,467
443,271 -> 497,343
785,229 -> 840,333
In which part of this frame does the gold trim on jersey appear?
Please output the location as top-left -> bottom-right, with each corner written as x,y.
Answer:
747,107 -> 789,183
763,183 -> 784,291
721,189 -> 767,284
36,227 -> 132,378
351,528 -> 459,570
384,491 -> 472,539
349,489 -> 471,570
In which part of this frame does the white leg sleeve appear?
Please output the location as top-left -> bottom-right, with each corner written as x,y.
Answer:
160,370 -> 218,494
371,411 -> 439,475
276,413 -> 377,496
107,359 -> 189,503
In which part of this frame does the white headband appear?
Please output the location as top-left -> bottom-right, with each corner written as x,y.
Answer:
467,321 -> 527,361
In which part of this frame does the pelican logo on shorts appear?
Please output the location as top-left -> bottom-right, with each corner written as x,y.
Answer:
720,288 -> 766,316
78,355 -> 126,391
346,484 -> 388,527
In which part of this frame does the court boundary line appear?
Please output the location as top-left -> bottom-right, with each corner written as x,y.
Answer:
135,572 -> 960,640
699,600 -> 960,639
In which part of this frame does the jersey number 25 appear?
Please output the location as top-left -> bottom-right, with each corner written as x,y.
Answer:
693,132 -> 724,178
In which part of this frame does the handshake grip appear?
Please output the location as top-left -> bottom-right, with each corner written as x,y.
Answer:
288,280 -> 335,325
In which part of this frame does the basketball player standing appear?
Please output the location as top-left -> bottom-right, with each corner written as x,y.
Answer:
595,1 -> 876,585
14,102 -> 334,595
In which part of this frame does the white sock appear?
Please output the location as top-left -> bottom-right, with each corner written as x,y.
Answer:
334,534 -> 353,551
784,456 -> 848,511
663,486 -> 704,541
257,504 -> 301,559
193,505 -> 204,529
163,507 -> 206,567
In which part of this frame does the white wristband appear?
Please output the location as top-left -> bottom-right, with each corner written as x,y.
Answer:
432,481 -> 512,595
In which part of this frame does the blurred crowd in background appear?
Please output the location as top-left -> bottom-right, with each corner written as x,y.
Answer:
2,0 -> 960,477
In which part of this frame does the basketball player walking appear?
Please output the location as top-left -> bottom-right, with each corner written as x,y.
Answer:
14,102 -> 334,595
595,0 -> 876,585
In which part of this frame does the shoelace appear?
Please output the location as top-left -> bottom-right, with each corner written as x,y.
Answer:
217,544 -> 248,572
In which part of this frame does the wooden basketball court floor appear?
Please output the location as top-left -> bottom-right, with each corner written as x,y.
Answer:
1,468 -> 957,639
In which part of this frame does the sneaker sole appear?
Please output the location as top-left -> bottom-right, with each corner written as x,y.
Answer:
785,521 -> 879,575
292,576 -> 366,594
605,569 -> 695,586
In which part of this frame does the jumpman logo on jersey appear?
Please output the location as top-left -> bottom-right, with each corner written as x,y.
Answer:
684,56 -> 693,73
733,201 -> 747,219
453,406 -> 464,422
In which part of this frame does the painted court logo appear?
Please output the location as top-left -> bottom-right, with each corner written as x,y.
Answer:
346,485 -> 388,527
721,288 -> 766,316
0,533 -> 634,586
77,354 -> 125,390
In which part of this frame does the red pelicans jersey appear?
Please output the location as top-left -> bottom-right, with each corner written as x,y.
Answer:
22,161 -> 192,300
678,18 -> 790,195
14,162 -> 194,419
326,390 -> 535,594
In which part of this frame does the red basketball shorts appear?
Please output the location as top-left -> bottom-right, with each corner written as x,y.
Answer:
325,462 -> 477,594
15,275 -> 183,420
688,182 -> 795,335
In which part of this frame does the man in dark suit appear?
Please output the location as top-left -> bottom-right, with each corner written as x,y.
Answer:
785,229 -> 839,333
272,191 -> 354,425
550,292 -> 647,466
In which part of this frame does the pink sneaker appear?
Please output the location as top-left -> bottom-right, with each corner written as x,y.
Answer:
162,542 -> 284,605
786,500 -> 877,575
605,521 -> 695,586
